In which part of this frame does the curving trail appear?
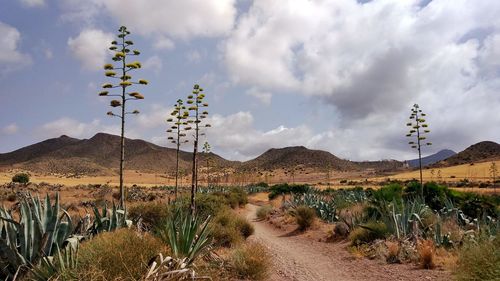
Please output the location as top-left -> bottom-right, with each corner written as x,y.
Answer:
245,204 -> 450,281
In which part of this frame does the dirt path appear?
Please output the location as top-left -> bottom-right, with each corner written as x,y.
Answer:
245,204 -> 451,281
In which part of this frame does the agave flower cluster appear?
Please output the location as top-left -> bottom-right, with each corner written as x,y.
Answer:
406,104 -> 432,149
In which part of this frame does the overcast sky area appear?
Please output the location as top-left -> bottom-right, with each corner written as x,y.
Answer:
0,0 -> 499,161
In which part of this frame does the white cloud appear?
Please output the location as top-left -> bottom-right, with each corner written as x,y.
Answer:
67,29 -> 113,71
19,0 -> 45,7
246,87 -> 272,106
153,36 -> 175,50
2,124 -> 19,135
186,50 -> 202,63
221,0 -> 500,159
37,117 -> 121,139
97,0 -> 237,39
0,21 -> 32,73
143,55 -> 163,74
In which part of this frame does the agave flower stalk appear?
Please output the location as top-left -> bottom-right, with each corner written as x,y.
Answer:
186,84 -> 211,214
202,141 -> 211,188
406,104 -> 432,199
166,99 -> 190,199
99,26 -> 148,208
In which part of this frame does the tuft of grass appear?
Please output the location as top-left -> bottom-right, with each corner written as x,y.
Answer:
292,206 -> 316,231
454,237 -> 500,281
77,228 -> 167,280
417,239 -> 436,269
256,205 -> 272,220
230,241 -> 270,280
349,221 -> 388,246
386,241 -> 401,264
211,210 -> 243,247
234,216 -> 255,239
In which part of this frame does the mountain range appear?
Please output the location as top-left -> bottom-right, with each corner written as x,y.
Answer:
0,133 -> 498,176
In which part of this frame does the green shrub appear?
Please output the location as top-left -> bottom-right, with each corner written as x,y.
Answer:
128,202 -> 171,232
77,228 -> 167,280
348,221 -> 388,246
230,241 -> 270,280
226,187 -> 248,208
373,183 -> 403,202
293,206 -> 316,231
211,210 -> 243,247
454,238 -> 500,281
234,216 -> 254,239
175,193 -> 229,219
268,183 -> 311,199
256,205 -> 272,220
404,181 -> 449,210
12,173 -> 29,184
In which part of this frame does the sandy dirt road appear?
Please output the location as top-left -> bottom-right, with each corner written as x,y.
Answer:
245,204 -> 451,281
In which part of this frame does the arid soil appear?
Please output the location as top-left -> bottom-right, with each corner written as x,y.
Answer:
245,204 -> 451,281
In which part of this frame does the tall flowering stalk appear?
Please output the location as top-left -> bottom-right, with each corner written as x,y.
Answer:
166,99 -> 190,199
186,84 -> 210,214
98,26 -> 148,208
406,104 -> 431,199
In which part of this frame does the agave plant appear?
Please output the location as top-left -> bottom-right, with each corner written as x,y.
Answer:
159,211 -> 212,267
289,193 -> 338,223
0,194 -> 74,279
29,241 -> 79,281
87,203 -> 132,235
380,198 -> 431,240
144,253 -> 195,281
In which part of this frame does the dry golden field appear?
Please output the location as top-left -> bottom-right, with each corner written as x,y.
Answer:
377,160 -> 500,182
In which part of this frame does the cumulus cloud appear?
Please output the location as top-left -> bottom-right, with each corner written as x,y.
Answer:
143,55 -> 163,74
97,0 -> 237,39
67,29 -> 113,70
153,36 -> 175,50
246,87 -> 272,106
222,0 -> 500,159
19,0 -> 45,7
0,21 -> 31,73
1,124 -> 19,135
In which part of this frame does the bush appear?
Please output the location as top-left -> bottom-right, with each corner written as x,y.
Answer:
128,202 -> 171,232
77,228 -> 167,280
211,210 -> 243,247
256,205 -> 272,220
234,216 -> 254,239
417,240 -> 435,269
226,187 -> 248,208
349,221 -> 388,246
373,183 -> 403,202
268,183 -> 311,199
454,237 -> 500,281
404,181 -> 448,210
230,241 -> 270,280
293,206 -> 316,231
12,173 -> 29,184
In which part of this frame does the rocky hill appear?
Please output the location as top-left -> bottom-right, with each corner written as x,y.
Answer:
434,141 -> 500,166
406,149 -> 456,168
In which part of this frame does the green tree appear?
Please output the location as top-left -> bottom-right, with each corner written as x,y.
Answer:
167,99 -> 190,199
186,84 -> 211,213
406,103 -> 431,198
99,26 -> 148,208
202,141 -> 212,188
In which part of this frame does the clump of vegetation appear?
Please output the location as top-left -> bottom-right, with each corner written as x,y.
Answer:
128,202 -> 171,231
454,237 -> 500,281
77,228 -> 166,280
256,205 -> 273,220
230,241 -> 270,280
211,210 -> 249,247
268,183 -> 311,199
417,239 -> 436,269
349,221 -> 388,246
11,172 -> 29,183
234,216 -> 255,239
373,183 -> 403,202
291,206 -> 316,231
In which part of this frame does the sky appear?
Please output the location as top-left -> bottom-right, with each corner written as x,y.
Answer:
0,0 -> 499,162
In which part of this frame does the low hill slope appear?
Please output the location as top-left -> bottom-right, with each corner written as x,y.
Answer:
435,141 -> 500,166
407,149 -> 456,168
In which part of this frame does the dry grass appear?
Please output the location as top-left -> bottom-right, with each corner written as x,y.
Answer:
379,160 -> 500,183
77,228 -> 168,280
256,205 -> 273,220
386,241 -> 401,264
417,240 -> 436,269
230,241 -> 271,280
454,238 -> 500,281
